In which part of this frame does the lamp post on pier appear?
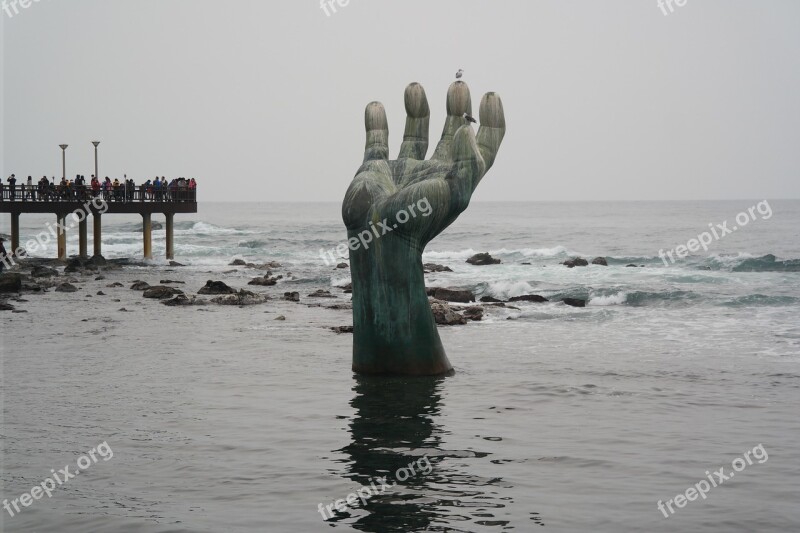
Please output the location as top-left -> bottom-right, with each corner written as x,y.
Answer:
91,141 -> 102,259
59,144 -> 68,181
92,141 -> 100,181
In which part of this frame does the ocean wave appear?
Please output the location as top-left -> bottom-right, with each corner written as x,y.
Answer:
731,254 -> 800,272
722,294 -> 799,307
476,280 -> 539,300
589,292 -> 628,306
423,246 -> 583,262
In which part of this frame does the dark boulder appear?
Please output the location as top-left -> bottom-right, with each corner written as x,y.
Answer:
248,275 -> 278,286
85,255 -> 107,268
0,301 -> 15,311
308,289 -> 336,298
143,286 -> 184,299
430,301 -> 467,326
337,282 -> 353,294
509,294 -> 549,303
431,287 -> 475,303
283,292 -> 300,302
336,263 -> 349,269
0,274 -> 23,293
424,263 -> 453,273
162,294 -> 207,306
229,259 -> 247,266
55,283 -> 78,293
480,296 -> 503,303
563,258 -> 589,268
31,266 -> 58,278
198,280 -> 237,295
64,258 -> 85,273
211,289 -> 267,306
130,281 -> 151,291
466,253 -> 501,266
563,298 -> 587,308
330,326 -> 354,334
463,306 -> 485,321
591,257 -> 608,266
169,261 -> 185,267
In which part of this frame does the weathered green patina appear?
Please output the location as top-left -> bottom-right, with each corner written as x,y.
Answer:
342,81 -> 506,375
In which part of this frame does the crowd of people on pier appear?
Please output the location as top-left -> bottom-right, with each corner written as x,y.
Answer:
0,174 -> 197,202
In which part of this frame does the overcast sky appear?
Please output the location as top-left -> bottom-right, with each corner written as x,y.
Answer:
2,0 -> 798,202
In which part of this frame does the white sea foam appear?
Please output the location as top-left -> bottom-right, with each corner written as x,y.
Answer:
589,292 -> 628,306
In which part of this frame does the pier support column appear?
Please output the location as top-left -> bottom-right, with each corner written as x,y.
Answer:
142,213 -> 153,260
10,213 -> 20,256
165,213 -> 174,260
93,213 -> 102,258
79,217 -> 88,259
57,214 -> 67,261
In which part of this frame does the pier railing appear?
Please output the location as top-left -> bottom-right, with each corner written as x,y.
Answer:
0,185 -> 196,203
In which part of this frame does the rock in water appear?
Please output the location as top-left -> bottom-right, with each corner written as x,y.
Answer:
423,263 -> 453,273
480,296 -> 503,303
85,255 -> 107,268
563,298 -> 587,308
162,294 -> 207,306
308,289 -> 336,298
229,259 -> 247,266
0,274 -> 23,293
592,257 -> 608,266
430,301 -> 467,326
248,275 -> 278,286
198,280 -> 237,295
463,306 -> 485,321
130,281 -> 151,291
31,266 -> 58,278
509,294 -> 549,303
143,286 -> 184,299
330,325 -> 353,334
432,287 -> 475,303
55,283 -> 78,293
211,289 -> 267,306
466,253 -> 501,266
562,258 -> 589,268
283,292 -> 300,302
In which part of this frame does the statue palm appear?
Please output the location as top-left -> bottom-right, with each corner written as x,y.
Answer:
342,81 -> 506,375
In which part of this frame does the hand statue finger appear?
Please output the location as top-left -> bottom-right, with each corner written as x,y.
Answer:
363,101 -> 389,162
431,81 -> 472,162
476,92 -> 506,171
398,83 -> 430,160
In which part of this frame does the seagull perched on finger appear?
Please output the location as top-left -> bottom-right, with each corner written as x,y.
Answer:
463,113 -> 477,124
455,69 -> 464,79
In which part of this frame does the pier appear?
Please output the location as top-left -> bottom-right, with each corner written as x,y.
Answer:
0,186 -> 197,261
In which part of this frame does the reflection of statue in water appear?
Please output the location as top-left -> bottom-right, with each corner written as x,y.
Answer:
342,82 -> 506,376
331,377 -> 515,531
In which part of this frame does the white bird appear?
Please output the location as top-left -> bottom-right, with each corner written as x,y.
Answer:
455,69 -> 464,79
463,113 -> 477,124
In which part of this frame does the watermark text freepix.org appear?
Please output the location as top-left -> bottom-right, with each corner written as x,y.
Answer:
320,0 -> 351,17
2,0 -> 44,19
317,455 -> 432,520
659,200 -> 772,266
657,0 -> 688,17
657,444 -> 768,518
3,441 -> 114,518
320,197 -> 432,266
